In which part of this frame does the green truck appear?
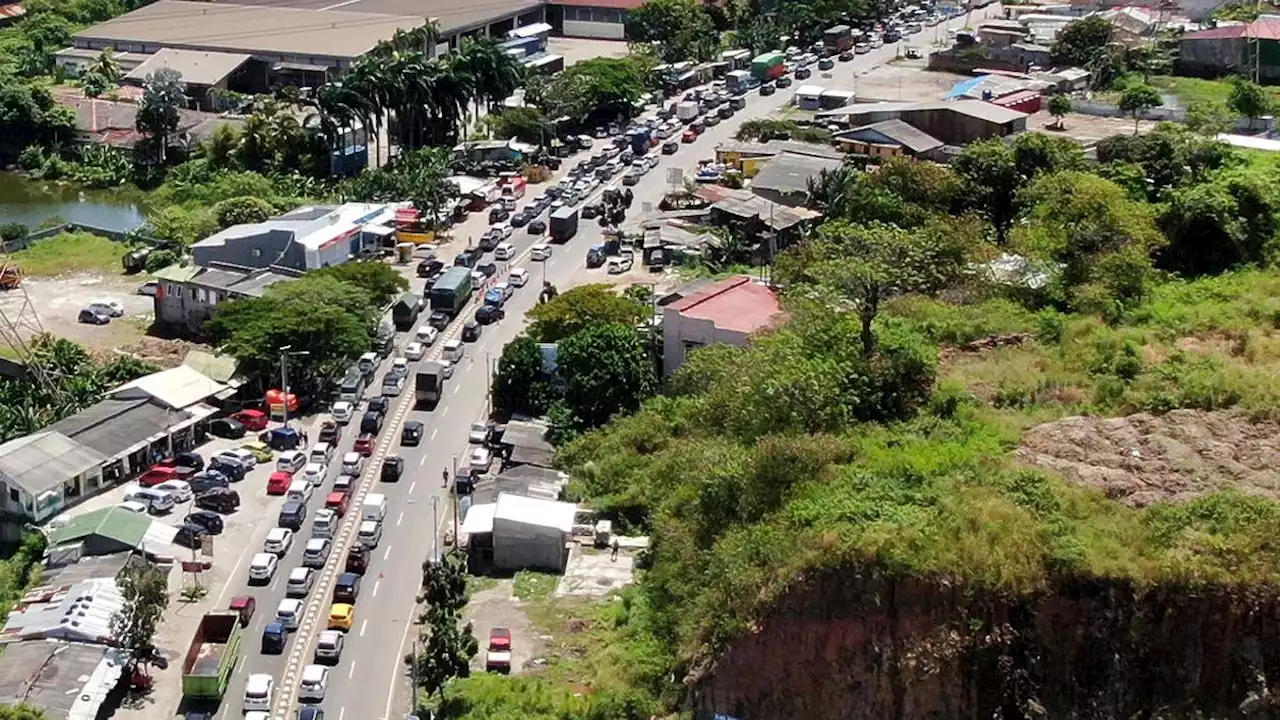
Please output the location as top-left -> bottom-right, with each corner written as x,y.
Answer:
182,612 -> 244,699
751,51 -> 786,81
429,266 -> 474,318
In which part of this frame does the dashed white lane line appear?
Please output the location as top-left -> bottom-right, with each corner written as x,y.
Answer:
419,454 -> 428,467
383,544 -> 393,561
339,708 -> 346,720
453,384 -> 461,394
372,579 -> 381,597
409,481 -> 416,496
441,406 -> 449,417
430,428 -> 438,441
359,619 -> 368,637
396,511 -> 404,526
348,662 -> 356,680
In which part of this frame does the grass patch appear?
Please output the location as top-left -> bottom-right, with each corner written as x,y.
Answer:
1149,75 -> 1280,108
512,570 -> 559,602
9,231 -> 126,277
467,574 -> 499,595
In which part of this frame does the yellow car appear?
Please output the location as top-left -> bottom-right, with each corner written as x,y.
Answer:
238,441 -> 274,463
328,603 -> 354,631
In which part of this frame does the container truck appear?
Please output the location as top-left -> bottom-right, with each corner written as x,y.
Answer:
182,612 -> 244,699
824,24 -> 854,52
549,206 -> 579,243
628,127 -> 651,155
415,362 -> 446,405
725,70 -> 751,94
676,100 -> 700,121
750,52 -> 786,81
391,292 -> 422,330
428,266 -> 473,317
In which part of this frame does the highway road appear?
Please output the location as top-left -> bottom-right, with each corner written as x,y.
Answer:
198,13 -> 999,720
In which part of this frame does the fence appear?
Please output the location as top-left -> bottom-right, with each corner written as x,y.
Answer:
1,222 -> 162,253
1068,99 -> 1271,133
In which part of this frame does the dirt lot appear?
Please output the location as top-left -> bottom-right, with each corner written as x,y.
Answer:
1016,409 -> 1280,507
546,38 -> 630,67
465,579 -> 544,675
0,273 -> 154,353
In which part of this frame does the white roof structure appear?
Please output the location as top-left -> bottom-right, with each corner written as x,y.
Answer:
460,502 -> 497,535
0,578 -> 124,644
795,84 -> 825,97
494,493 -> 577,533
113,365 -> 228,411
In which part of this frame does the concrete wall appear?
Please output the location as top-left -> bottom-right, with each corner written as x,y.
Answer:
562,19 -> 625,39
492,519 -> 567,571
662,311 -> 750,376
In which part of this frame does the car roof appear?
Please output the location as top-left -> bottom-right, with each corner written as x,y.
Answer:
267,527 -> 290,537
251,553 -> 275,564
337,572 -> 359,583
305,538 -> 328,548
289,567 -> 310,579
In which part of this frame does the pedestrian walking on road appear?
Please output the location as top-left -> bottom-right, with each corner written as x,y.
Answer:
610,536 -> 620,562
442,468 -> 450,488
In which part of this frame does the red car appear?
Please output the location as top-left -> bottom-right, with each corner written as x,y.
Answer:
682,129 -> 696,143
354,434 -> 376,456
229,595 -> 256,627
325,491 -> 350,516
230,409 -> 269,432
485,628 -> 512,673
266,471 -> 293,495
137,466 -> 180,488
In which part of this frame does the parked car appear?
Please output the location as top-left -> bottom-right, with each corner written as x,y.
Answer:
78,308 -> 110,325
185,510 -> 225,534
208,418 -> 246,439
401,421 -> 424,446
195,487 -> 240,513
229,409 -> 269,431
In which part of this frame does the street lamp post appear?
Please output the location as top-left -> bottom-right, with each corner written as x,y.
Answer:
278,345 -> 311,428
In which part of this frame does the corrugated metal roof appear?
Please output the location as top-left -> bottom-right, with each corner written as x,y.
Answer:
124,48 -> 250,86
48,506 -> 150,549
843,119 -> 944,153
0,432 -> 105,496
112,365 -> 227,411
749,151 -> 844,194
0,641 -> 128,720
0,578 -> 125,644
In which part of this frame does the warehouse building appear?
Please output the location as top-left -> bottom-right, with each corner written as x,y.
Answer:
546,0 -> 644,39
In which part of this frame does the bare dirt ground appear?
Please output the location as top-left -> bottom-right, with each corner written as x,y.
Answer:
1016,410 -> 1280,507
465,579 -> 544,675
546,38 -> 630,67
0,273 -> 152,350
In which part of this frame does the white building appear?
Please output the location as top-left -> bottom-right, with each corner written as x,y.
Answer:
461,493 -> 577,573
662,276 -> 786,376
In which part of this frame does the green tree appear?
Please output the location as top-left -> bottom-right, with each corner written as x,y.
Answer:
110,563 -> 169,663
1014,170 -> 1164,313
312,261 -> 409,306
492,334 -> 555,417
1047,93 -> 1072,129
1228,77 -> 1271,126
1049,16 -> 1114,68
0,703 -> 49,719
528,284 -> 648,342
0,75 -> 75,157
540,58 -> 650,123
207,276 -> 377,393
1118,83 -> 1161,134
419,549 -> 469,620
213,196 -> 274,229
135,68 -> 186,164
1096,123 -> 1238,199
1185,100 -> 1235,136
409,614 -> 478,700
808,157 -> 962,229
147,205 -> 217,246
1158,169 -> 1280,276
484,106 -> 554,145
951,139 -> 1020,243
558,323 -> 657,429
1011,131 -> 1086,179
626,0 -> 718,62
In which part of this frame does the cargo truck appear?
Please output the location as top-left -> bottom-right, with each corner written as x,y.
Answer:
549,206 -> 579,243
428,266 -> 473,317
182,612 -> 244,699
751,51 -> 786,81
415,362 -> 446,405
628,127 -> 651,155
391,292 -> 422,331
725,70 -> 751,94
824,24 -> 854,52
676,100 -> 700,122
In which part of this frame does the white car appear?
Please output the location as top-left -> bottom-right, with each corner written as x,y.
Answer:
216,448 -> 257,469
382,375 -> 406,397
276,598 -> 302,630
607,254 -> 634,274
117,500 -> 149,515
299,665 -> 329,702
263,527 -> 293,556
286,567 -> 314,597
491,221 -> 513,239
303,462 -> 327,486
248,553 -> 278,583
469,421 -> 489,444
508,268 -> 529,287
471,270 -> 485,289
302,538 -> 332,568
315,630 -> 345,662
531,244 -> 552,261
312,508 -> 338,538
470,447 -> 493,471
243,674 -> 274,712
439,359 -> 455,379
341,451 -> 364,475
309,442 -> 334,464
332,401 -> 354,423
494,242 -> 515,261
404,342 -> 426,361
88,299 -> 125,317
391,357 -> 409,373
153,480 -> 192,503
416,325 -> 439,345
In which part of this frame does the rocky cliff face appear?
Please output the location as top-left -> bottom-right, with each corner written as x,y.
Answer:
688,570 -> 1280,719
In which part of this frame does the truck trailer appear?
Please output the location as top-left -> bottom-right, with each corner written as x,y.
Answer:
676,100 -> 700,122
415,362 -> 446,405
428,266 -> 474,317
725,69 -> 752,94
182,612 -> 244,699
549,206 -> 579,243
824,24 -> 854,52
750,51 -> 786,81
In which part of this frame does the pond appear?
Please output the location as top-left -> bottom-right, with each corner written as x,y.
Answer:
0,172 -> 145,232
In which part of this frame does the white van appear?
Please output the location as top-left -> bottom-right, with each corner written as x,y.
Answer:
442,339 -> 464,363
248,553 -> 278,583
531,243 -> 552,261
243,674 -> 274,712
357,352 -> 379,375
276,450 -> 305,474
362,493 -> 387,522
508,268 -> 529,287
357,520 -> 383,548
276,598 -> 303,630
341,452 -> 364,475
309,442 -> 334,465
299,665 -> 329,702
607,254 -> 634,274
287,479 -> 314,504
494,242 -> 515,261
125,487 -> 174,514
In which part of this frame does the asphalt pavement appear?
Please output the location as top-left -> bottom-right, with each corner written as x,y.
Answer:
199,13 -> 999,720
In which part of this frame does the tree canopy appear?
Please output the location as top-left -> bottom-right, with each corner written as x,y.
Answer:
626,0 -> 718,63
540,58 -> 651,122
312,261 -> 410,307
527,284 -> 649,343
557,323 -> 658,430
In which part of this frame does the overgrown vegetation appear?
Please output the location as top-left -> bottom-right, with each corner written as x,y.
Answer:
8,230 -> 129,276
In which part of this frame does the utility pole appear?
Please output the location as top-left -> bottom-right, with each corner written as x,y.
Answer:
485,352 -> 492,415
432,495 -> 440,561
277,345 -> 310,427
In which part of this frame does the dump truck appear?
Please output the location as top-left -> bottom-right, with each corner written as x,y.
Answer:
415,362 -> 446,405
428,266 -> 473,318
549,206 -> 579,243
182,612 -> 244,699
750,51 -> 786,81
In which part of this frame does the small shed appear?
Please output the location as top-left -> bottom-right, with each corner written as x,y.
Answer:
491,493 -> 577,572
794,85 -> 825,111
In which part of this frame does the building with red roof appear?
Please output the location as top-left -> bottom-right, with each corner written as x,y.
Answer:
1177,16 -> 1280,82
662,276 -> 785,375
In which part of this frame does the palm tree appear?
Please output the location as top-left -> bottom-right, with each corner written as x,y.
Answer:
87,49 -> 122,83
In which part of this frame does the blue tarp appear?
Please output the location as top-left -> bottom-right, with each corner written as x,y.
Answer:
946,75 -> 988,100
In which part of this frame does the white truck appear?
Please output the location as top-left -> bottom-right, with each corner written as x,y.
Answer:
362,493 -> 387,522
676,101 -> 699,122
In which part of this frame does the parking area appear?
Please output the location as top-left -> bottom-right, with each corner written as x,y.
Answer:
546,37 -> 630,67
464,580 -> 543,676
0,273 -> 153,353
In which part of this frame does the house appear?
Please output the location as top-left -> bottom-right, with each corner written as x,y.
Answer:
122,48 -> 256,110
708,189 -> 823,248
0,433 -> 107,526
497,419 -> 556,469
795,84 -> 825,111
715,140 -> 843,177
46,506 -> 178,557
749,151 -> 845,207
152,263 -> 295,336
662,275 -> 786,376
57,95 -> 225,149
460,493 -> 578,573
819,100 -> 1028,145
835,119 -> 945,159
0,640 -> 129,719
190,203 -> 398,273
546,0 -> 646,40
1177,16 -> 1280,82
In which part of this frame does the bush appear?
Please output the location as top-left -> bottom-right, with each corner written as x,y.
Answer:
0,223 -> 28,243
144,248 -> 180,272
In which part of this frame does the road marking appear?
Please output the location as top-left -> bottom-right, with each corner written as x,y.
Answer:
419,455 -> 427,467
430,428 -> 438,441
359,618 -> 368,637
348,662 -> 357,680
383,544 -> 393,561
453,384 -> 461,394
441,406 -> 449,417
373,579 -> 380,597
339,709 -> 346,720
396,511 -> 404,526
409,481 -> 416,496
